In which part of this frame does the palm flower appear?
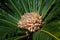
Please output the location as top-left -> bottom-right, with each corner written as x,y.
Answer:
18,12 -> 42,32
0,0 -> 60,40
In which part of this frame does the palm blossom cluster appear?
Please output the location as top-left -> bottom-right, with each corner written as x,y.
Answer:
18,12 -> 42,32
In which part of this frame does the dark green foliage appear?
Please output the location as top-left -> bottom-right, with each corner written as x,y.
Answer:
0,0 -> 60,40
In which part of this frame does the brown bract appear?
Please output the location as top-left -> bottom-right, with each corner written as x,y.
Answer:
18,12 -> 42,32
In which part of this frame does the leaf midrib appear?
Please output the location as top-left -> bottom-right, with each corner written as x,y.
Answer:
40,29 -> 60,40
10,0 -> 21,17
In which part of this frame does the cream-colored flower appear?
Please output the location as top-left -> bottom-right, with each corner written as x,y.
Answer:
18,12 -> 42,32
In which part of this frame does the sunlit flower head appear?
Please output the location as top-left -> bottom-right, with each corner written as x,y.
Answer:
18,12 -> 42,32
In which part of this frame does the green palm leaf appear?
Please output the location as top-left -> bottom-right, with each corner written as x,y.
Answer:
41,0 -> 55,19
